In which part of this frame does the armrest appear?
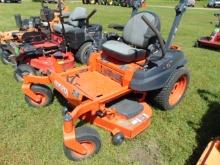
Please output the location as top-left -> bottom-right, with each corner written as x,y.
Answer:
108,24 -> 124,31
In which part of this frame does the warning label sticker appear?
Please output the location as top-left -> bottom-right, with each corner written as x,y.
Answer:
130,113 -> 150,125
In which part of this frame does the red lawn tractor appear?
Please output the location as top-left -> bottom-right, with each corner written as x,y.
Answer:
194,13 -> 220,50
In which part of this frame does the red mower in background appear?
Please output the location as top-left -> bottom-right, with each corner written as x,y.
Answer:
0,0 -> 70,66
14,4 -> 104,81
194,13 -> 220,50
14,2 -> 76,81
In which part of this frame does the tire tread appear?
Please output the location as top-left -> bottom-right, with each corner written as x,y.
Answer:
149,67 -> 190,110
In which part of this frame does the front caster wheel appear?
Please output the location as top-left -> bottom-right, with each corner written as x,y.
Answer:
64,126 -> 101,161
112,132 -> 125,145
25,84 -> 53,108
149,67 -> 190,110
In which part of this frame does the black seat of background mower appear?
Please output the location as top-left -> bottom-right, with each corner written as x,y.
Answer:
54,7 -> 87,33
110,99 -> 144,119
102,11 -> 160,63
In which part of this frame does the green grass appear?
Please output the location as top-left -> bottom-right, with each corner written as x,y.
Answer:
1,0 -> 220,164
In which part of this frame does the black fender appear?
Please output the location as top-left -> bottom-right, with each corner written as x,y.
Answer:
130,50 -> 187,91
65,29 -> 86,50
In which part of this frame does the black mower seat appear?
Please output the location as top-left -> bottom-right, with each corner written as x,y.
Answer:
102,40 -> 146,63
54,24 -> 80,33
102,11 -> 160,63
54,7 -> 87,34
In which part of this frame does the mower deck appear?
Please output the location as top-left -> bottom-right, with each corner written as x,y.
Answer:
61,70 -> 152,138
22,52 -> 152,146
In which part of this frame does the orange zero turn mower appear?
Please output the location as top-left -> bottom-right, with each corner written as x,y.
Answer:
21,0 -> 190,161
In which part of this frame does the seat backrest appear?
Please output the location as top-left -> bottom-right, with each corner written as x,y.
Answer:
68,7 -> 88,27
123,11 -> 161,49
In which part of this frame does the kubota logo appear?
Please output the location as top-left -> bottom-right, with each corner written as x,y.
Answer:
54,80 -> 68,96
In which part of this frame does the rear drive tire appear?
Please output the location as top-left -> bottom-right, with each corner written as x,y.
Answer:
14,64 -> 36,82
64,126 -> 101,161
25,84 -> 53,108
75,42 -> 93,64
149,67 -> 190,110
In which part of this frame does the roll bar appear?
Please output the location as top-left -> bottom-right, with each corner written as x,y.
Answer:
165,0 -> 188,50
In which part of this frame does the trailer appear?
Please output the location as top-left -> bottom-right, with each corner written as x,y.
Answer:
0,0 -> 21,3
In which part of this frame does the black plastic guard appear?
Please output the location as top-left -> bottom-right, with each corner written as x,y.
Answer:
110,99 -> 143,119
130,50 -> 187,91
